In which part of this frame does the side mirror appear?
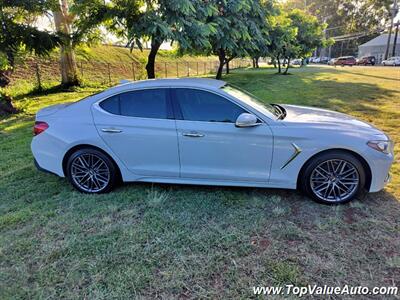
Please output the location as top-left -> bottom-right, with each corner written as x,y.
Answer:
235,113 -> 259,128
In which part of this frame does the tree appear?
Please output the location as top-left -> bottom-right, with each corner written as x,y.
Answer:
283,0 -> 392,57
205,0 -> 272,79
0,0 -> 59,115
267,14 -> 297,74
110,0 -> 216,79
248,1 -> 277,70
50,0 -> 112,86
267,9 -> 326,75
285,9 -> 326,72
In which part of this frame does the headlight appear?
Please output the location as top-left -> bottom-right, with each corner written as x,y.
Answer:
367,140 -> 393,154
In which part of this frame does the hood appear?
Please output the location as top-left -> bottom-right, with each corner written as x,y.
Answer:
36,102 -> 72,118
280,104 -> 383,134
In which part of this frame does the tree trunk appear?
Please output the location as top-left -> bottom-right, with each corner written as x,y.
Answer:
0,93 -> 18,116
277,55 -> 281,73
272,58 -> 277,68
0,57 -> 18,115
225,57 -> 234,74
53,0 -> 79,86
252,58 -> 256,68
146,40 -> 161,79
216,49 -> 226,80
255,57 -> 260,68
283,58 -> 291,74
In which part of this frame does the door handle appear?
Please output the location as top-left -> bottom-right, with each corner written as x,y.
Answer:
182,131 -> 204,138
101,128 -> 123,133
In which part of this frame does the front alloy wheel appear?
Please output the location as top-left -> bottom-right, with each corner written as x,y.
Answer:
302,151 -> 366,204
67,148 -> 117,193
310,159 -> 359,202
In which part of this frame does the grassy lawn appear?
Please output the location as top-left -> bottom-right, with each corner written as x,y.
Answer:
1,66 -> 399,299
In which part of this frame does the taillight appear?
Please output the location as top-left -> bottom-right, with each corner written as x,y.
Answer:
33,121 -> 49,136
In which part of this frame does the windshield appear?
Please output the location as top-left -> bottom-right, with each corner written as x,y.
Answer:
221,84 -> 280,119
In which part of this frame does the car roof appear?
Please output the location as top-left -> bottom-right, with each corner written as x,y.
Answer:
116,78 -> 226,90
84,78 -> 228,104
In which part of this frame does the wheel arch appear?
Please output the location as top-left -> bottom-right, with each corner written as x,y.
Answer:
62,144 -> 122,180
296,148 -> 372,191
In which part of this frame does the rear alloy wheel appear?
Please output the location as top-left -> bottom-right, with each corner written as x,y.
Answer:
67,148 -> 117,193
302,152 -> 366,204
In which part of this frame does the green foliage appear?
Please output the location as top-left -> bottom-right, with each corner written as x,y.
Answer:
110,0 -> 215,52
207,0 -> 273,58
267,14 -> 297,60
0,1 -> 59,68
283,0 -> 392,56
108,0 -> 218,78
0,0 -> 59,114
267,8 -> 325,73
287,9 -> 325,58
70,0 -> 120,46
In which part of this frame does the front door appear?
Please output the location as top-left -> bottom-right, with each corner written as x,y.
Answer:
172,88 -> 273,182
92,88 -> 180,178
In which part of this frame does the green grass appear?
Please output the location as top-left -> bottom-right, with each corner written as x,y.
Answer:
1,66 -> 400,299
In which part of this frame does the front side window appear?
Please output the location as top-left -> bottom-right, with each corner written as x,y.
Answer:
222,85 -> 279,119
99,89 -> 168,119
175,88 -> 246,123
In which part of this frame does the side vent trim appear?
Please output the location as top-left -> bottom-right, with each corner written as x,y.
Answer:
281,143 -> 302,169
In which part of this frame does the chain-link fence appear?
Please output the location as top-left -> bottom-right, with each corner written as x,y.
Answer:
10,57 -> 252,91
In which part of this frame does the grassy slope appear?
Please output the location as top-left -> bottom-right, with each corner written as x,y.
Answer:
9,45 -> 220,95
1,66 -> 399,299
75,44 -> 217,64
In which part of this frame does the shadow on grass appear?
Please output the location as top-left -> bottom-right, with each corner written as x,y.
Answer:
12,84 -> 105,101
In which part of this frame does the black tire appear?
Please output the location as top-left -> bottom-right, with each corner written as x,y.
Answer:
300,151 -> 366,204
66,148 -> 118,193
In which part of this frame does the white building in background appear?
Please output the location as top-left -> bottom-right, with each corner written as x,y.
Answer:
358,34 -> 400,63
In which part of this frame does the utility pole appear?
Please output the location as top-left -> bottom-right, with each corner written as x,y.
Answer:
392,22 -> 400,57
384,0 -> 399,60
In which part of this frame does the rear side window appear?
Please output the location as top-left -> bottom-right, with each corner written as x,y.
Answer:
99,95 -> 119,114
99,89 -> 169,119
174,88 -> 246,123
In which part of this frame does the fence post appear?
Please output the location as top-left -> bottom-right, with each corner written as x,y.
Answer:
107,63 -> 111,85
35,62 -> 42,90
132,63 -> 136,81
165,62 -> 167,78
176,62 -> 179,77
187,62 -> 190,77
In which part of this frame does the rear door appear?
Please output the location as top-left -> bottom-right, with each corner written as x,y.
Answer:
92,88 -> 180,177
172,88 -> 273,182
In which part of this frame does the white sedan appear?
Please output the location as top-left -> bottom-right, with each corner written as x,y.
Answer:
382,56 -> 400,66
31,78 -> 394,204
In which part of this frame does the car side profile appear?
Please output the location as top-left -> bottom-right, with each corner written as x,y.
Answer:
382,56 -> 400,66
334,56 -> 357,66
31,78 -> 394,204
356,56 -> 376,66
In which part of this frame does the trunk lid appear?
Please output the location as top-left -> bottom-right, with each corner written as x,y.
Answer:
36,103 -> 72,118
